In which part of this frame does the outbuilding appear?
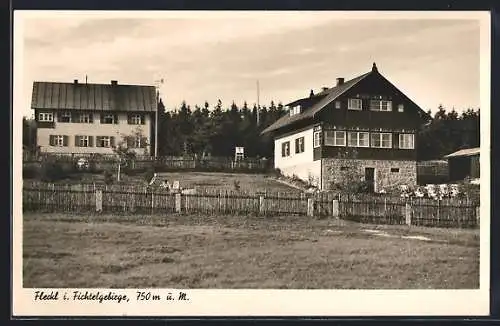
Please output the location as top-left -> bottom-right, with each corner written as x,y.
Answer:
444,147 -> 480,182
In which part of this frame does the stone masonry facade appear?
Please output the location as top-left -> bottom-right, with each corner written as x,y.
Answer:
321,158 -> 417,192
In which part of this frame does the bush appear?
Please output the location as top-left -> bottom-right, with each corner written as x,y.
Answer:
144,167 -> 155,183
103,170 -> 114,185
40,160 -> 66,182
23,165 -> 39,179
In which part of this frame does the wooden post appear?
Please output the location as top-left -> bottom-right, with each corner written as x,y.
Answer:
405,202 -> 412,226
259,195 -> 265,215
95,190 -> 102,213
151,192 -> 155,214
175,193 -> 181,213
476,205 -> 480,224
332,199 -> 340,219
307,198 -> 314,217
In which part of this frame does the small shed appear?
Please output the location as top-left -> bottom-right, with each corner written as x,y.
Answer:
444,147 -> 480,182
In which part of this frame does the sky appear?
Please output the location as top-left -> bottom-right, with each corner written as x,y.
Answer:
17,11 -> 484,118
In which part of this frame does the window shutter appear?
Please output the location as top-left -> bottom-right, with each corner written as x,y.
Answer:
63,135 -> 69,146
89,113 -> 94,123
96,136 -> 102,147
49,135 -> 55,146
140,115 -> 145,125
114,114 -> 119,124
110,136 -> 116,147
88,136 -> 93,147
100,114 -> 104,124
75,135 -> 79,147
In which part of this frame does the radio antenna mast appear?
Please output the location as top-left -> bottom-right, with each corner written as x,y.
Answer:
256,80 -> 260,126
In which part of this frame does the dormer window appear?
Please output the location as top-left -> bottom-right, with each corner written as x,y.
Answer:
348,99 -> 362,110
289,105 -> 301,116
398,104 -> 404,112
38,112 -> 53,122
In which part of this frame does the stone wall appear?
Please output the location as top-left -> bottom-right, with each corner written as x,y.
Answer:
321,158 -> 417,192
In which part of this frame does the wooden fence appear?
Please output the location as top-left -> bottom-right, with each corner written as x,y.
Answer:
22,185 -> 480,228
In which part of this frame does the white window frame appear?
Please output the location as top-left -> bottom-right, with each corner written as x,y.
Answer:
370,100 -> 393,112
371,132 -> 392,148
347,132 -> 369,148
79,136 -> 89,147
79,113 -> 91,123
59,112 -> 72,122
39,112 -> 53,122
130,114 -> 142,125
348,99 -> 363,111
398,104 -> 404,112
324,130 -> 346,146
295,137 -> 305,154
100,136 -> 111,148
54,135 -> 64,147
313,131 -> 322,148
289,105 -> 301,116
281,141 -> 290,157
102,114 -> 115,124
399,134 -> 415,149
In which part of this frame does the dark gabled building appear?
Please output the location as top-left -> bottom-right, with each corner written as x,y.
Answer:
444,147 -> 480,182
261,63 -> 431,192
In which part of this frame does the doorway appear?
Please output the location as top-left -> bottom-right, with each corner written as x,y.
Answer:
365,167 -> 375,193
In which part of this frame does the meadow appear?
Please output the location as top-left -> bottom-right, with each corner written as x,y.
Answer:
23,212 -> 479,289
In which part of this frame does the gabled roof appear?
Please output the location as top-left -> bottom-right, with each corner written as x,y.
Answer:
261,63 -> 431,135
31,81 -> 157,112
444,147 -> 480,159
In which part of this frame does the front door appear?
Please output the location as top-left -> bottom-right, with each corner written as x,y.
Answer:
365,167 -> 375,193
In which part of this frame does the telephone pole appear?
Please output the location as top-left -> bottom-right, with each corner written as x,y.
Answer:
256,80 -> 260,126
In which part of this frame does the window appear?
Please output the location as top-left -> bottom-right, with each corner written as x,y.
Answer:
340,167 -> 349,171
295,137 -> 305,154
370,100 -> 392,112
39,112 -> 53,122
313,131 -> 322,148
371,132 -> 392,148
128,114 -> 144,125
76,135 -> 90,147
399,134 -> 415,149
335,101 -> 341,109
348,99 -> 363,110
289,105 -> 301,116
101,114 -> 116,124
78,113 -> 92,123
281,141 -> 290,157
324,131 -> 346,146
97,136 -> 112,148
347,132 -> 369,147
58,112 -> 72,123
49,135 -> 68,147
391,168 -> 400,173
398,104 -> 404,112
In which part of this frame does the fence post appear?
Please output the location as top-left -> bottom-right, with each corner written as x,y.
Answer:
259,195 -> 265,215
332,199 -> 340,219
405,202 -> 412,226
95,189 -> 102,213
476,205 -> 480,225
307,197 -> 314,217
175,193 -> 182,213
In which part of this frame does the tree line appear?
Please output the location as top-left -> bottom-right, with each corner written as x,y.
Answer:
22,101 -> 479,161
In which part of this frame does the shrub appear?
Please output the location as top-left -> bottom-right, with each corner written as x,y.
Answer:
144,167 -> 155,183
233,180 -> 241,191
103,170 -> 114,185
23,165 -> 39,179
40,160 -> 66,182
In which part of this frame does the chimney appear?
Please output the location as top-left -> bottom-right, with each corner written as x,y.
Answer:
309,89 -> 315,98
372,62 -> 378,72
322,87 -> 329,92
73,79 -> 78,85
336,78 -> 345,86
111,80 -> 118,86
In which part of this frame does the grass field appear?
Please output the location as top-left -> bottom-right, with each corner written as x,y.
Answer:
23,213 -> 479,289
27,171 -> 299,193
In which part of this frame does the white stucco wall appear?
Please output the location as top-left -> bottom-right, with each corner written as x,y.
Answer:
37,112 -> 153,155
274,127 -> 321,186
